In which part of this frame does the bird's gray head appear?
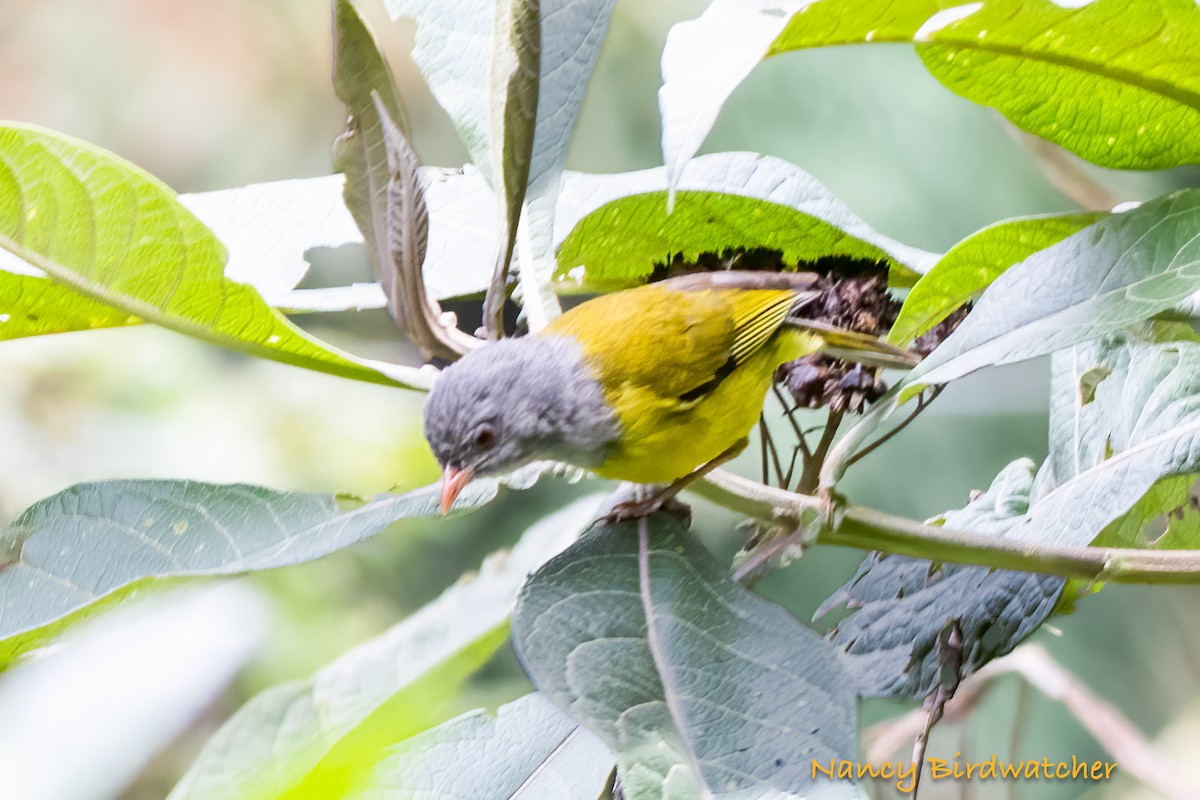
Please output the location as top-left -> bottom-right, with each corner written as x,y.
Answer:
423,335 -> 619,512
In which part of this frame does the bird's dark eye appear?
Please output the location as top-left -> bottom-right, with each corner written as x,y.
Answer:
474,425 -> 496,451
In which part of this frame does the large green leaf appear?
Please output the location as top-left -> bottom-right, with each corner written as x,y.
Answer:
819,460 -> 1064,698
888,211 -> 1105,346
170,496 -> 602,800
512,514 -> 858,799
555,152 -> 937,291
349,693 -> 613,800
0,125 -> 426,387
660,0 -> 1200,185
908,191 -> 1200,389
0,476 -> 510,667
0,585 -> 265,800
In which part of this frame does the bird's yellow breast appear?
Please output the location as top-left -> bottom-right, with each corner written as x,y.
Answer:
543,283 -> 816,484
593,333 -> 807,483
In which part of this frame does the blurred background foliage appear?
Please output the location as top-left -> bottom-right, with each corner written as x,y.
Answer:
2,0 -> 1199,798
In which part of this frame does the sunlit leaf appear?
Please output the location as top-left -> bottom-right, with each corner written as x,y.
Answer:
513,514 -> 858,798
0,125 -> 429,387
909,191 -> 1200,389
888,211 -> 1104,346
382,0 -> 617,329
556,152 -> 937,291
660,0 -> 1200,185
350,693 -> 613,800
171,495 -> 602,800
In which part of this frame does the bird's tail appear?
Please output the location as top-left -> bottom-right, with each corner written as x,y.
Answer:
785,318 -> 921,370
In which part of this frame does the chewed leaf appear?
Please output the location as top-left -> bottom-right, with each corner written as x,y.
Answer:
513,514 -> 859,798
556,152 -> 937,291
819,460 -> 1064,699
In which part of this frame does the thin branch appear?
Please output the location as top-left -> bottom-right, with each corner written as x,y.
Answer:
865,643 -> 1199,800
799,410 -> 843,494
843,386 -> 944,471
1003,122 -> 1121,212
688,469 -> 1200,584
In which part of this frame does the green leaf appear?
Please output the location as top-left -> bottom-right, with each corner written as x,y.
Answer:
0,476 -> 510,668
555,152 -> 937,291
908,191 -> 1200,389
170,496 -> 602,800
0,124 -> 428,386
818,460 -> 1064,698
349,693 -> 613,800
660,0 -> 1200,184
888,212 -> 1105,346
0,268 -> 135,339
0,585 -> 265,800
512,514 -> 858,798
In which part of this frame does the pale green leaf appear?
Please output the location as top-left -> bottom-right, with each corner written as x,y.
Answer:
0,476 -> 510,667
555,152 -> 937,291
888,211 -> 1105,346
351,693 -> 613,800
512,514 -> 858,798
170,496 -> 603,800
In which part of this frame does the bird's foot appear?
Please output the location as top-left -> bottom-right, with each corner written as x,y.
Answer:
814,484 -> 846,540
603,493 -> 692,525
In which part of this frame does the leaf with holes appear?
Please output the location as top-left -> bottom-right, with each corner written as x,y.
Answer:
555,152 -> 937,292
512,514 -> 859,798
818,460 -> 1064,698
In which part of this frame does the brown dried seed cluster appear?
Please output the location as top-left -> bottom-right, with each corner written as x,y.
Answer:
650,250 -> 966,414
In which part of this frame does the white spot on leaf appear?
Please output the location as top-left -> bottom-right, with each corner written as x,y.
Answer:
1048,0 -> 1095,7
914,3 -> 983,42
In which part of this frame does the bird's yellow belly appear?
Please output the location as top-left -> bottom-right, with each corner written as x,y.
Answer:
594,334 -> 804,484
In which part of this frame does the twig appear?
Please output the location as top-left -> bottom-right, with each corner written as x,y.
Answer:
688,469 -> 1200,584
843,387 -> 944,471
1003,122 -> 1121,212
863,643 -> 1198,800
760,417 -> 787,487
1007,681 -> 1031,800
799,410 -> 843,493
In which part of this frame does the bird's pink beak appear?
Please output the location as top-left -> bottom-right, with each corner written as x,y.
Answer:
439,466 -> 475,514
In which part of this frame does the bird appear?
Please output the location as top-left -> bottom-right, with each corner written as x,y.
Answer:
423,270 -> 917,516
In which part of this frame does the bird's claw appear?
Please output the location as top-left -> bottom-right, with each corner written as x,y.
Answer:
603,494 -> 692,526
814,485 -> 846,540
